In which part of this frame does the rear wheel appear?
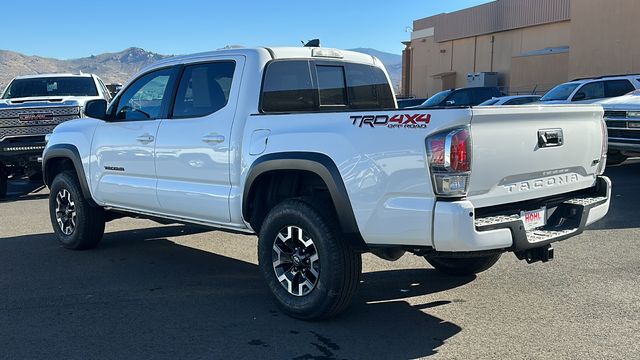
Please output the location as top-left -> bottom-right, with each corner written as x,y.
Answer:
258,198 -> 361,320
49,171 -> 105,250
425,253 -> 501,276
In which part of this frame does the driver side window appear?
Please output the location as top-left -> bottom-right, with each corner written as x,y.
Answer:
115,68 -> 173,121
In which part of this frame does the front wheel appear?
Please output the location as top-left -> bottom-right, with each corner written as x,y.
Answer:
258,199 -> 362,321
425,253 -> 501,276
49,171 -> 105,250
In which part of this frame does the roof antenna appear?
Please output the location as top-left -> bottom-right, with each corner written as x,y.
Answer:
303,39 -> 321,47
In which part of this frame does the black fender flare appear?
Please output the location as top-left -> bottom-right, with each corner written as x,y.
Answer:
243,152 -> 365,247
43,144 -> 96,205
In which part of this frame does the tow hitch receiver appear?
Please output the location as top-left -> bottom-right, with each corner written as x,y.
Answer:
515,245 -> 554,264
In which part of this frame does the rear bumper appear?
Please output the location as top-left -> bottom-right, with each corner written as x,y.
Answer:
432,176 -> 611,252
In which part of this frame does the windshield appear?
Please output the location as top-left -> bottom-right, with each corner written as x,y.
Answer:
479,98 -> 500,106
419,90 -> 452,107
2,77 -> 98,99
540,83 -> 580,101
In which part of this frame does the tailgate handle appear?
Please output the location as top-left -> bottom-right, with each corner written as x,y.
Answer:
538,129 -> 563,148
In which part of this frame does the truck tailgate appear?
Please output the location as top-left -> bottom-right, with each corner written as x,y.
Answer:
467,105 -> 605,208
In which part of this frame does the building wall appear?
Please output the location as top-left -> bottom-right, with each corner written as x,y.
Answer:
569,0 -> 640,79
408,21 -> 570,98
510,52 -> 569,94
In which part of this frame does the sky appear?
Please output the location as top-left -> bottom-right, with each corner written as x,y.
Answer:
3,0 -> 489,59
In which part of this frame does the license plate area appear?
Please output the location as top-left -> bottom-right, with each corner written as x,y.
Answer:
521,207 -> 546,231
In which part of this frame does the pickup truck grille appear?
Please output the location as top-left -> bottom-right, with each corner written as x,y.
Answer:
608,129 -> 640,141
603,110 -> 627,118
0,106 -> 81,141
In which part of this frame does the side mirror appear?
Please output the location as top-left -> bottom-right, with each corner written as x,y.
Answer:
85,99 -> 108,119
572,92 -> 586,101
445,100 -> 456,106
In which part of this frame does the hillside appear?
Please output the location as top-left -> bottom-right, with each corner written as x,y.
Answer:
0,47 -> 401,92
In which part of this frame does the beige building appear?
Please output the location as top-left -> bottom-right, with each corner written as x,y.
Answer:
402,0 -> 640,98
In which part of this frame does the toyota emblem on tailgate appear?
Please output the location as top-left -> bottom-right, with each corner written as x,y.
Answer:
538,128 -> 564,148
19,113 -> 53,121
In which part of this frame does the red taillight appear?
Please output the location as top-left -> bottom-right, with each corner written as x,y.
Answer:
426,127 -> 472,197
450,129 -> 471,172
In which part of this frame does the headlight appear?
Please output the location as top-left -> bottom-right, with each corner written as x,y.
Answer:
627,111 -> 640,118
45,133 -> 52,144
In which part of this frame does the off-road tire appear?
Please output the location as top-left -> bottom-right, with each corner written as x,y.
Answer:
49,171 -> 105,250
425,253 -> 501,276
258,198 -> 362,321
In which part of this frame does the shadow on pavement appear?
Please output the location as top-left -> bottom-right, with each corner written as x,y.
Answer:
0,225 -> 470,359
0,177 -> 48,203
588,160 -> 640,230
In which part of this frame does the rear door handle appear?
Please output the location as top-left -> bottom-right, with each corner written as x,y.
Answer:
136,134 -> 155,144
202,134 -> 225,144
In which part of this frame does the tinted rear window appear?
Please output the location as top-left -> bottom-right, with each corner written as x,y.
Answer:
606,80 -> 635,98
260,60 -> 394,113
317,65 -> 347,106
261,61 -> 317,113
3,77 -> 98,98
344,63 -> 395,109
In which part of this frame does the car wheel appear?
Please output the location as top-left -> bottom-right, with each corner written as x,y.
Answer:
49,171 -> 105,250
424,253 -> 501,276
258,198 -> 362,320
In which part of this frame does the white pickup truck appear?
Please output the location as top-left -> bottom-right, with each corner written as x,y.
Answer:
42,47 -> 611,320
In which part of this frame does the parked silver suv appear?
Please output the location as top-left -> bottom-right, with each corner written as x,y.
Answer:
540,75 -> 640,104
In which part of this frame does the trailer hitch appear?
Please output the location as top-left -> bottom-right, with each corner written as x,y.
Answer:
515,245 -> 554,264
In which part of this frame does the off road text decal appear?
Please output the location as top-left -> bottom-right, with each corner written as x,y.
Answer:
350,114 -> 431,128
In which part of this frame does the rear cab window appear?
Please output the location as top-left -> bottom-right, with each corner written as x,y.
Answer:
260,59 -> 394,113
605,79 -> 635,97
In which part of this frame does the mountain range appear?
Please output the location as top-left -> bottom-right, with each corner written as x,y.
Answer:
0,47 -> 401,93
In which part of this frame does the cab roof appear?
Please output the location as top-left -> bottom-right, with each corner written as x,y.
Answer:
142,47 -> 379,72
14,73 -> 95,80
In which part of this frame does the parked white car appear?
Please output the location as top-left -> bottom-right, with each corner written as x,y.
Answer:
599,90 -> 640,164
478,95 -> 541,106
540,75 -> 640,104
42,46 -> 611,320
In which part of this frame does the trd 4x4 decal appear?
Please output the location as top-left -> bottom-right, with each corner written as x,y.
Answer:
350,114 -> 431,128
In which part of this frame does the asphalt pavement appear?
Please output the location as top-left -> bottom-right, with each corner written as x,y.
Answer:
1,161 -> 639,359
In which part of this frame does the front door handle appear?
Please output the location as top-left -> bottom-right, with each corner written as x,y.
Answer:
202,134 -> 225,144
136,134 -> 155,144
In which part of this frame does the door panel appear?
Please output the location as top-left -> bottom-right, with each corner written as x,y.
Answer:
90,67 -> 176,211
92,120 -> 161,210
155,57 -> 244,223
